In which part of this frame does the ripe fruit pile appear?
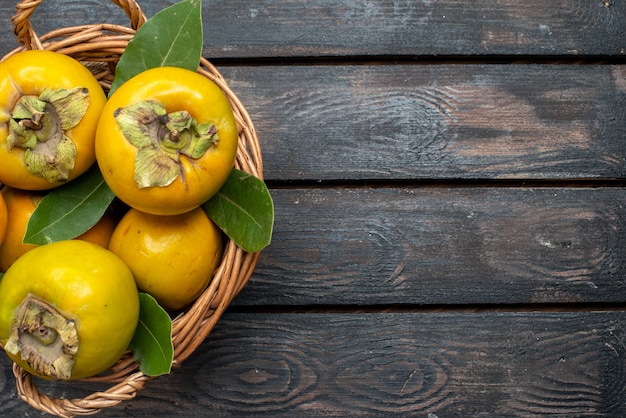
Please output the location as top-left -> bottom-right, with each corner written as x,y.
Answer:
0,50 -> 237,380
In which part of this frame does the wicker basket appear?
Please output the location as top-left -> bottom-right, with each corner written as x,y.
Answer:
4,0 -> 263,416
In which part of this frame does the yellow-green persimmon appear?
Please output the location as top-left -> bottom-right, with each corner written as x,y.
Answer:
0,240 -> 139,380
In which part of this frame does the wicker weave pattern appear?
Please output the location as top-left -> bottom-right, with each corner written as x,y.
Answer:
4,1 -> 263,416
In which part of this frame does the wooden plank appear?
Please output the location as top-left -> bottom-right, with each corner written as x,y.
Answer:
220,64 -> 626,181
232,187 -> 626,306
0,0 -> 624,58
0,10 -> 622,184
2,311 -> 625,416
0,58 -> 619,181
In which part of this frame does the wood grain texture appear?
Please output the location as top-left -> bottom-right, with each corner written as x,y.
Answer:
219,64 -> 626,181
2,312 -> 624,417
0,0 -> 624,58
0,1 -> 623,416
231,187 -> 626,306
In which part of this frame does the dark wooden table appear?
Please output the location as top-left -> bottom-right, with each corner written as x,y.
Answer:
1,0 -> 625,416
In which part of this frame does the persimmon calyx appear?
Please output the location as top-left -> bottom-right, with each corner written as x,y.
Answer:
114,99 -> 219,188
7,87 -> 90,183
4,294 -> 78,380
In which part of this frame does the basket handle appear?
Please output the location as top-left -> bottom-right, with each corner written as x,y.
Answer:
12,0 -> 147,50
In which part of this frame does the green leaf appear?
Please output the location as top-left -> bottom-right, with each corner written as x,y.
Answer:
23,166 -> 115,245
109,0 -> 203,96
203,169 -> 274,253
129,293 -> 174,377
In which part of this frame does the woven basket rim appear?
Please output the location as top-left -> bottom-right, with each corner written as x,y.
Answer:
5,0 -> 264,416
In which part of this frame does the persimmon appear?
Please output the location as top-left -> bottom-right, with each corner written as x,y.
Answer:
0,240 -> 139,380
0,50 -> 106,190
0,187 -> 116,272
95,66 -> 238,215
108,207 -> 223,310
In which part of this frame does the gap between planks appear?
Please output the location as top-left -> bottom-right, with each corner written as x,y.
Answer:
266,178 -> 626,190
209,54 -> 626,68
228,302 -> 626,315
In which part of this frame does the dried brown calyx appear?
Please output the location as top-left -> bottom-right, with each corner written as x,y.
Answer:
4,294 -> 78,380
114,99 -> 219,188
7,87 -> 90,183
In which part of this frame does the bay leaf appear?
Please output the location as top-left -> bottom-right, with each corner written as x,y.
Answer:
129,293 -> 174,377
203,169 -> 274,253
109,0 -> 203,96
23,166 -> 115,245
